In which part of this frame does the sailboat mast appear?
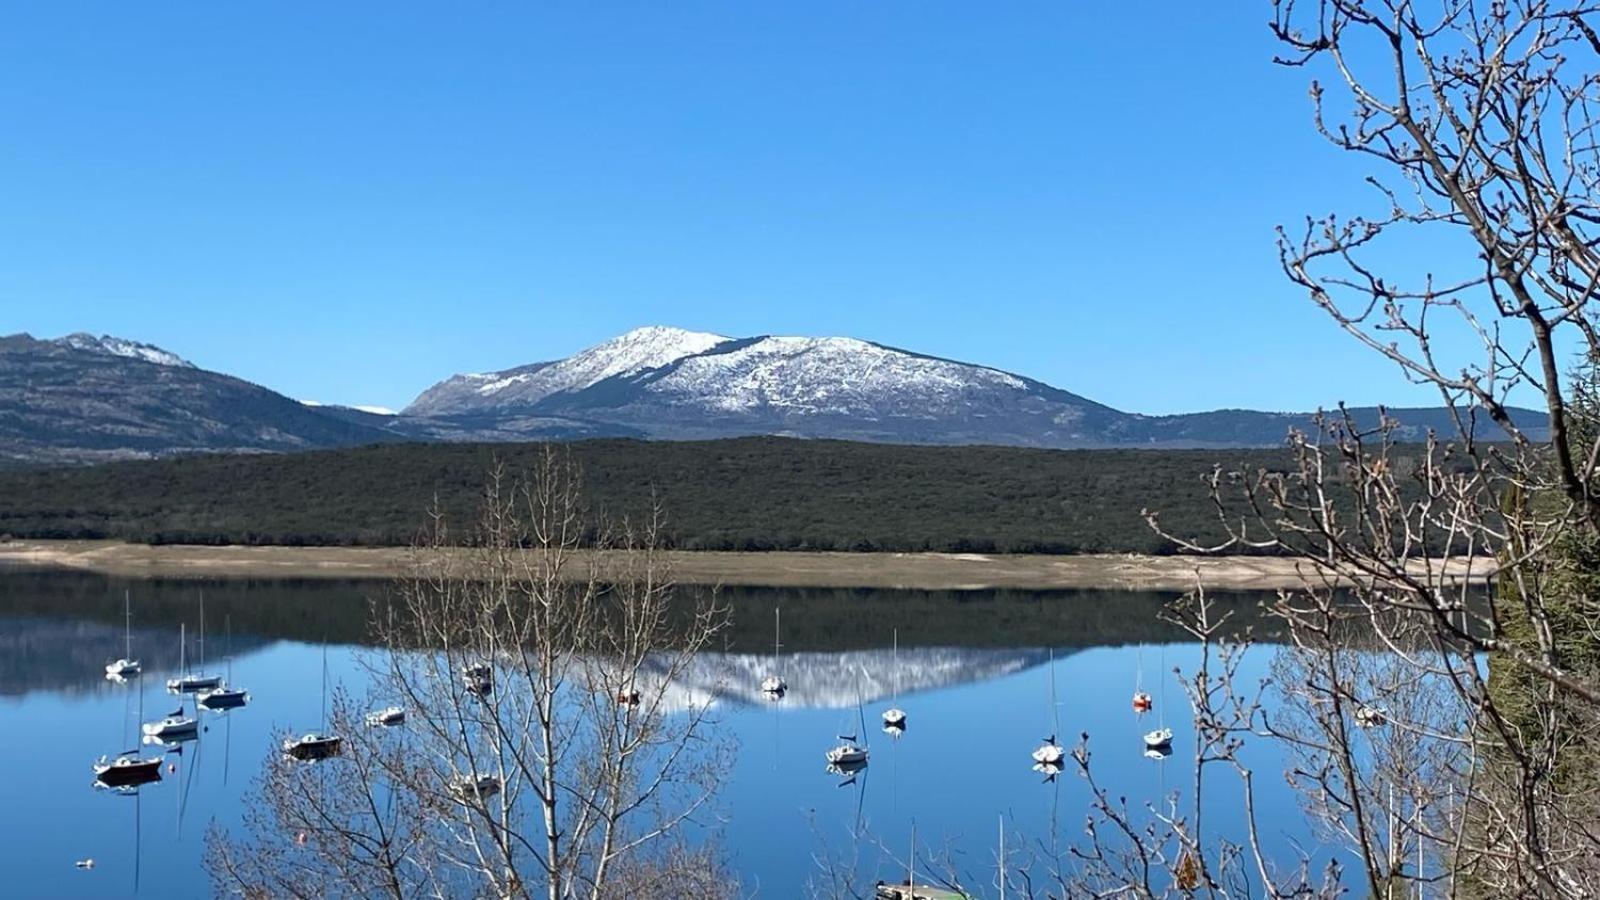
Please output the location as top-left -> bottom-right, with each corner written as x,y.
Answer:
124,589 -> 132,659
892,628 -> 899,703
198,591 -> 205,674
179,622 -> 187,674
321,644 -> 329,731
774,606 -> 782,676
998,815 -> 1005,900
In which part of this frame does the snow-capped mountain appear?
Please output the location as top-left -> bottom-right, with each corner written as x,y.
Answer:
56,332 -> 194,368
0,325 -> 1551,465
406,326 -> 1130,446
407,326 -> 731,416
404,326 -> 1549,447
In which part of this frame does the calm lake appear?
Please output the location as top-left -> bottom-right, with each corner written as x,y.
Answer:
0,569 -> 1326,897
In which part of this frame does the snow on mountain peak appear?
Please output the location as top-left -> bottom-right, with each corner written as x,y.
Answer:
649,333 -> 1028,416
406,325 -> 730,414
56,333 -> 194,368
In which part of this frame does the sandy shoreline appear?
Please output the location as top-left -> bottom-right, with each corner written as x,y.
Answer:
0,540 -> 1495,592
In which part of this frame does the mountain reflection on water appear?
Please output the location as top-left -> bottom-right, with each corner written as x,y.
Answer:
0,566 -> 1320,898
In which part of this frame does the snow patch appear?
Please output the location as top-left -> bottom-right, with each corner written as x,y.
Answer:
57,333 -> 194,368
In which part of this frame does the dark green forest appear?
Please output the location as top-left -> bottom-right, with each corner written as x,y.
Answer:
0,436 -> 1339,553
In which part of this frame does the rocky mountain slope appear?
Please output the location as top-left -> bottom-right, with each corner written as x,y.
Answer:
0,333 -> 397,466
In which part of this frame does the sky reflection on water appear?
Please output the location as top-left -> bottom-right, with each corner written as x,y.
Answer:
0,572 -> 1327,898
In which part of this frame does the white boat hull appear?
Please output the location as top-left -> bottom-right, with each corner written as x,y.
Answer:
142,718 -> 198,740
168,674 -> 223,694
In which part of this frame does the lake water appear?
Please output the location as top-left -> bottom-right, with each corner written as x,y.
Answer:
0,569 -> 1327,897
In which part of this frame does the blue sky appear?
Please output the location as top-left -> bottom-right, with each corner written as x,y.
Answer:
1,2 -> 1446,413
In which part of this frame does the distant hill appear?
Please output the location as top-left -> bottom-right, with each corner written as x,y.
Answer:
0,326 -> 1548,465
0,333 -> 398,466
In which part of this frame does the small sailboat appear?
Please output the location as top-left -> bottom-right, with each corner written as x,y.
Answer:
1142,644 -> 1172,754
93,752 -> 164,788
283,732 -> 342,760
166,596 -> 222,693
97,685 -> 162,788
105,589 -> 142,678
760,606 -> 788,698
825,669 -> 870,768
881,628 -> 906,731
449,773 -> 502,800
1142,727 -> 1174,750
1354,705 -> 1388,728
366,706 -> 405,727
141,702 -> 198,742
1031,649 -> 1063,766
199,616 -> 249,710
283,645 -> 341,761
463,662 -> 494,697
1131,642 -> 1152,712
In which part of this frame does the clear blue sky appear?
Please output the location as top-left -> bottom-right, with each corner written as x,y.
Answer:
0,2 -> 1447,413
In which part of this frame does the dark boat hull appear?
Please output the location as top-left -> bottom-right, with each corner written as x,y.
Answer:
94,760 -> 163,787
200,689 -> 249,710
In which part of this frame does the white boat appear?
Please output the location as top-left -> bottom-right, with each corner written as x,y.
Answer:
824,666 -> 870,768
464,663 -> 494,696
1354,705 -> 1388,728
1031,737 -> 1064,766
199,686 -> 249,710
880,628 -> 907,729
449,773 -> 502,800
105,590 -> 142,678
366,706 -> 406,727
141,705 -> 198,741
198,616 -> 249,710
283,732 -> 342,761
1143,727 -> 1173,750
826,742 -> 869,766
1030,649 -> 1063,766
761,606 -> 787,697
166,602 -> 222,693
285,645 -> 341,761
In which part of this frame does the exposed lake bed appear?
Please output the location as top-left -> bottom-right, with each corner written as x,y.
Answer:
0,539 -> 1493,591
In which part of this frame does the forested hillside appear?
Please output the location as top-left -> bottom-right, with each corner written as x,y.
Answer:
0,437 -> 1339,553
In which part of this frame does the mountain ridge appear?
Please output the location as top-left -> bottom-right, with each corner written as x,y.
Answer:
0,325 -> 1549,466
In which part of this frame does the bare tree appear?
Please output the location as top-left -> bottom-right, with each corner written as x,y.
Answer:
1131,1 -> 1600,894
210,449 -> 736,899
